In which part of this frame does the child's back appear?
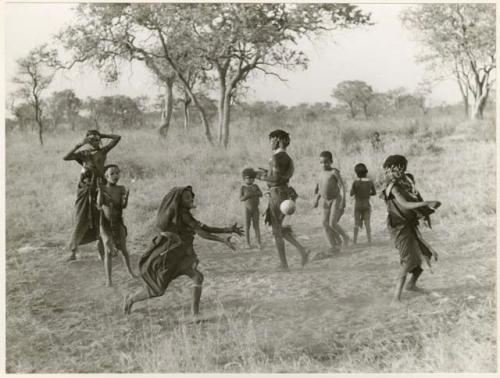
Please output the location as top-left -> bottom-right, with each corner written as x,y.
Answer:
351,178 -> 376,208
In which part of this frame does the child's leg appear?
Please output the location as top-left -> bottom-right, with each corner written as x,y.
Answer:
244,208 -> 252,247
281,226 -> 309,266
104,249 -> 112,287
100,231 -> 114,286
185,267 -> 204,316
271,218 -> 289,270
116,226 -> 135,277
251,209 -> 262,248
353,226 -> 359,244
364,210 -> 372,243
124,288 -> 150,315
322,206 -> 338,249
330,202 -> 349,245
97,238 -> 105,261
405,266 -> 423,290
394,273 -> 407,302
67,247 -> 77,261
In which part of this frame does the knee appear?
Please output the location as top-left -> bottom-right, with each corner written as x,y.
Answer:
193,271 -> 204,286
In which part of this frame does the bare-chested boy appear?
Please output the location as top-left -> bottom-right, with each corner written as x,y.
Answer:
240,168 -> 263,249
97,164 -> 136,286
313,151 -> 350,253
256,129 -> 309,271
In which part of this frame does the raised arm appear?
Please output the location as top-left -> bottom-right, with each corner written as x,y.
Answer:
63,139 -> 86,161
100,133 -> 121,154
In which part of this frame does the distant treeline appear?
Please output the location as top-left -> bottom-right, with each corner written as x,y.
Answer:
5,87 -> 486,134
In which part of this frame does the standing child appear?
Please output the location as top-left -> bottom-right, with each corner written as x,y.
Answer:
97,164 -> 136,286
350,163 -> 376,244
240,168 -> 263,249
256,129 -> 310,271
124,186 -> 243,317
63,130 -> 121,261
381,155 -> 440,303
313,151 -> 349,253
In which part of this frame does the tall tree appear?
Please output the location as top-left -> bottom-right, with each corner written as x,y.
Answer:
187,3 -> 371,146
12,45 -> 57,145
58,3 -> 215,143
59,3 -> 370,147
332,80 -> 373,118
46,89 -> 82,130
402,4 -> 495,119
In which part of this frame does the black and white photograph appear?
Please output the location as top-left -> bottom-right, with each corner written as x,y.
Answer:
3,1 -> 497,374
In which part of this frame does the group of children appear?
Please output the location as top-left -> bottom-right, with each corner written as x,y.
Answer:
64,128 -> 440,317
240,150 -> 376,255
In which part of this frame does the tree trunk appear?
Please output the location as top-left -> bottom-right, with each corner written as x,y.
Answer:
35,102 -> 43,146
471,95 -> 487,120
159,81 -> 174,138
222,92 -> 231,148
349,102 -> 356,118
363,103 -> 369,118
182,97 -> 191,130
462,96 -> 469,117
217,79 -> 227,144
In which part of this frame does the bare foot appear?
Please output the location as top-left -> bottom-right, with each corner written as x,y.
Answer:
67,254 -> 76,262
277,265 -> 290,273
390,298 -> 404,307
406,285 -> 429,293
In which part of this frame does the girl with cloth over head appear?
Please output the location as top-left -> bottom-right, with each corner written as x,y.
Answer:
381,155 -> 441,303
124,186 -> 243,317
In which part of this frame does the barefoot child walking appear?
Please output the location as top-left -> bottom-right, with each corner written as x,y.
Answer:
313,151 -> 349,253
97,165 -> 136,286
240,168 -> 263,249
350,163 -> 376,244
124,186 -> 243,317
381,155 -> 440,303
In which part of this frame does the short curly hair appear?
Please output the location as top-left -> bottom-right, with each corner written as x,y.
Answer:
383,155 -> 408,172
242,167 -> 257,179
354,163 -> 368,178
269,129 -> 290,148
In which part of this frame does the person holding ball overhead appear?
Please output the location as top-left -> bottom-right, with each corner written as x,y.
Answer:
256,129 -> 309,272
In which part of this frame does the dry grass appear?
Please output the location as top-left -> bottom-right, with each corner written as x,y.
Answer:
5,111 -> 496,373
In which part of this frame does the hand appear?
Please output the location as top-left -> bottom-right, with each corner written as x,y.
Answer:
312,198 -> 319,208
427,200 -> 441,209
230,223 -> 244,236
123,188 -> 130,198
433,251 -> 439,262
224,236 -> 236,251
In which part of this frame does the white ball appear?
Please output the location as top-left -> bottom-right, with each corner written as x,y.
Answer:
280,199 -> 296,215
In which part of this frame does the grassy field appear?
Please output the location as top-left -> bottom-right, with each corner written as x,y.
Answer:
5,112 -> 497,372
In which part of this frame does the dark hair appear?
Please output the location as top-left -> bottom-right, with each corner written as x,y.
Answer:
354,163 -> 368,178
383,155 -> 408,172
269,129 -> 290,147
319,151 -> 333,162
104,164 -> 120,173
86,129 -> 101,137
242,167 -> 256,179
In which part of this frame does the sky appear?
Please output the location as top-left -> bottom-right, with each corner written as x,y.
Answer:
5,3 -> 462,107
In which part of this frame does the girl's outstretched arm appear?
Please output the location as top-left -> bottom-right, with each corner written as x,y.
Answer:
392,186 -> 440,210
